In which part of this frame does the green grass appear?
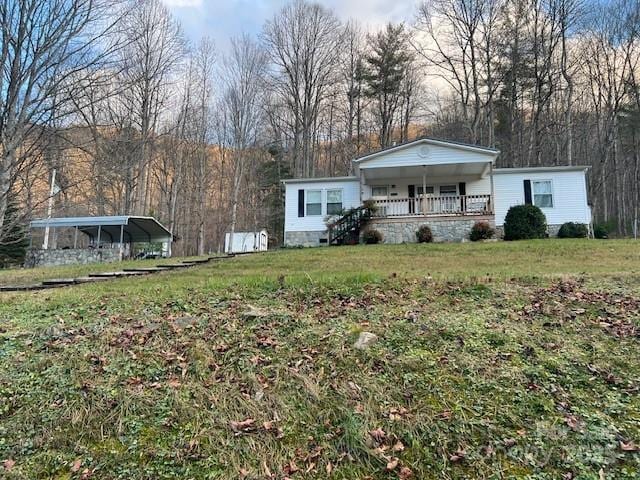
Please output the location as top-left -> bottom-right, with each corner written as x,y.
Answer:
0,239 -> 639,479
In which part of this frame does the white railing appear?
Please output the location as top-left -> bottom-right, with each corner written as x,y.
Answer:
370,194 -> 493,217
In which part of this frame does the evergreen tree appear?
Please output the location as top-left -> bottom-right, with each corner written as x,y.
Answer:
364,23 -> 413,148
0,198 -> 28,268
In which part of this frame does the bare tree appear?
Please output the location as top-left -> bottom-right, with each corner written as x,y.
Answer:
220,36 -> 268,252
119,0 -> 185,215
0,0 -> 123,242
263,0 -> 341,177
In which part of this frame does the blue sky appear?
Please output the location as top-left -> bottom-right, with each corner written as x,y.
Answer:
162,0 -> 419,49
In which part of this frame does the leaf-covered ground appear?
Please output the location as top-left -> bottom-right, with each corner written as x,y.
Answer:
0,240 -> 639,479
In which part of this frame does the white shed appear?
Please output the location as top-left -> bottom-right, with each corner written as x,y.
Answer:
225,230 -> 268,254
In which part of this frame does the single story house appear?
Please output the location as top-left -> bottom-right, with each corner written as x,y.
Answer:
282,138 -> 591,246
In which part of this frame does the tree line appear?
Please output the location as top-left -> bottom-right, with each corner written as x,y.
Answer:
0,0 -> 639,257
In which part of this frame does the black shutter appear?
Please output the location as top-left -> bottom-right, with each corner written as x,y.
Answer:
523,180 -> 532,205
408,185 -> 415,214
458,182 -> 466,211
298,189 -> 305,217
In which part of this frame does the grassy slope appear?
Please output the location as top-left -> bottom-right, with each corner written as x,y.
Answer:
0,240 -> 639,479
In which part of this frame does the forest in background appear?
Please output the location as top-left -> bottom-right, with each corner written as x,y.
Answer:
1,0 -> 639,256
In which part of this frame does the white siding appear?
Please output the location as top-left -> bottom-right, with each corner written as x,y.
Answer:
493,170 -> 591,226
358,141 -> 497,169
284,180 -> 360,233
362,175 -> 490,198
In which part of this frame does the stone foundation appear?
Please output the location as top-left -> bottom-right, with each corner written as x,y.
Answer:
369,216 -> 495,243
25,248 -> 121,268
284,231 -> 328,247
494,224 -> 563,239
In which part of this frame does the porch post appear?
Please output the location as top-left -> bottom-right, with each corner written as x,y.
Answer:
97,225 -> 101,248
422,167 -> 427,214
73,226 -> 78,249
119,224 -> 125,261
489,161 -> 495,214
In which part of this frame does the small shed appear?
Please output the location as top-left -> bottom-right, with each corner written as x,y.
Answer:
224,230 -> 268,254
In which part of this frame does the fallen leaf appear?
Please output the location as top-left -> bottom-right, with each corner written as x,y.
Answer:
230,418 -> 256,433
369,427 -> 386,442
399,466 -> 413,479
3,459 -> 15,471
71,459 -> 82,472
325,462 -> 333,475
386,457 -> 399,470
619,440 -> 639,452
392,440 -> 405,452
503,438 -> 517,448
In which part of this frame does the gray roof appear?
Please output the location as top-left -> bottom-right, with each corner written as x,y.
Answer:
353,137 -> 500,163
29,216 -> 172,243
493,166 -> 590,174
281,176 -> 358,184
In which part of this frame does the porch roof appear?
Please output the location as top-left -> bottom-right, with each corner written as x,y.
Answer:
359,162 -> 491,181
29,216 -> 172,243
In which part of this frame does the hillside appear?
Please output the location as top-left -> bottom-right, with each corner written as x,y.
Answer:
1,240 -> 639,479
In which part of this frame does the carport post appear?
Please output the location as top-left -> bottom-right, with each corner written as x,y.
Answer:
119,224 -> 124,261
73,226 -> 78,249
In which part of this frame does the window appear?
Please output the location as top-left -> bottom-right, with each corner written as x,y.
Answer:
533,180 -> 553,208
306,190 -> 322,215
439,185 -> 458,196
371,186 -> 389,197
416,186 -> 434,195
326,189 -> 343,215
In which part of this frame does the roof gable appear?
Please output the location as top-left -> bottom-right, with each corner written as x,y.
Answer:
354,138 -> 499,169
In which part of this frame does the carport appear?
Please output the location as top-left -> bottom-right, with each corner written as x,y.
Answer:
28,216 -> 173,263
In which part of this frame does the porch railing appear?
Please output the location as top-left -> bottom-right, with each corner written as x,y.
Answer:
370,194 -> 493,217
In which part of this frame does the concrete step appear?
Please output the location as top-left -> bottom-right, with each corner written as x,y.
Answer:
42,278 -> 76,286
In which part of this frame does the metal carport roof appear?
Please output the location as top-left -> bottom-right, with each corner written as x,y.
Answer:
29,216 -> 172,243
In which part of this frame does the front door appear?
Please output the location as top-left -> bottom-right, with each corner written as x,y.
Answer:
408,185 -> 416,214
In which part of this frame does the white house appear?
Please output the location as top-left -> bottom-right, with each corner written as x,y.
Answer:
282,138 -> 591,246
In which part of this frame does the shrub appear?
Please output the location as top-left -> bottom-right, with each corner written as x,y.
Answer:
503,204 -> 547,241
557,222 -> 588,238
416,225 -> 433,243
469,220 -> 495,241
362,228 -> 383,244
593,223 -> 609,239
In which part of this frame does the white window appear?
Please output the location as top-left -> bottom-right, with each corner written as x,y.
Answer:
416,186 -> 434,195
439,185 -> 458,196
306,190 -> 322,215
533,180 -> 553,208
326,189 -> 343,215
371,186 -> 389,197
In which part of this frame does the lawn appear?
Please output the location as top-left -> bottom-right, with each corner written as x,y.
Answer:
0,239 -> 639,479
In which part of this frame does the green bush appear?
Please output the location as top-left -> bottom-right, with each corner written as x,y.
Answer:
503,204 -> 547,241
469,220 -> 495,241
593,224 -> 609,239
362,228 -> 383,244
416,225 -> 433,243
557,222 -> 588,238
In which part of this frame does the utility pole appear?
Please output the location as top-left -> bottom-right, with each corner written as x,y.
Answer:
42,169 -> 57,250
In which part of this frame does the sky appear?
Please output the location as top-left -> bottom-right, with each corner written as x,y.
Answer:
161,0 -> 420,49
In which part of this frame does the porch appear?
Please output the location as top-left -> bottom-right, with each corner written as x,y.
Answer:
369,194 -> 493,217
360,158 -> 494,218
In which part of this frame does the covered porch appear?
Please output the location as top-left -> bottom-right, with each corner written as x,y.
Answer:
359,161 -> 494,218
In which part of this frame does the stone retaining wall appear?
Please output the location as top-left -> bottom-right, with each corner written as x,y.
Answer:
369,216 -> 494,243
25,248 -> 121,268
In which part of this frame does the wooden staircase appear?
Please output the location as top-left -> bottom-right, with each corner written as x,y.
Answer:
328,205 -> 373,245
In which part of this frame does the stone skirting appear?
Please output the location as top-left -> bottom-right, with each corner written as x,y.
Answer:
494,224 -> 563,239
369,216 -> 495,243
25,248 -> 121,268
284,231 -> 328,247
